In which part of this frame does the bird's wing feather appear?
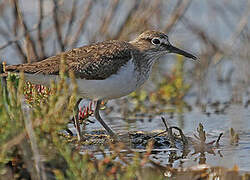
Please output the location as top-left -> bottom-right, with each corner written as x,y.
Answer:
5,40 -> 134,80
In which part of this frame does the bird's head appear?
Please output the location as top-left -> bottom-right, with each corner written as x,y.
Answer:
130,30 -> 197,60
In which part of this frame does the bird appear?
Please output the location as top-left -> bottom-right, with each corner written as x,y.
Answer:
1,30 -> 197,137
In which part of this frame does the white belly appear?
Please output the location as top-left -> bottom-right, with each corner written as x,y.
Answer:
24,59 -> 145,100
77,59 -> 138,99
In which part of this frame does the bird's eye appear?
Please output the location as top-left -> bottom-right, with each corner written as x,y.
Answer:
151,38 -> 161,45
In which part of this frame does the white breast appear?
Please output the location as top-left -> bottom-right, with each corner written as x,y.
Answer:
77,59 -> 138,100
24,59 -> 146,100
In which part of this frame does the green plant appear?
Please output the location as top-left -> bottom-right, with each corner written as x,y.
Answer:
129,56 -> 191,114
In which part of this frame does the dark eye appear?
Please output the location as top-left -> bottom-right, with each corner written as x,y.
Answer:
151,38 -> 161,45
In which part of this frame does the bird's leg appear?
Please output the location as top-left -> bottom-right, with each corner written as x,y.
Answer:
94,100 -> 116,137
73,98 -> 83,141
65,98 -> 83,139
74,98 -> 83,121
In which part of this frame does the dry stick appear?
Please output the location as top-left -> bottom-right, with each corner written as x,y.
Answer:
98,0 -> 120,38
24,115 -> 47,180
168,127 -> 176,148
0,26 -> 37,50
37,0 -> 45,60
8,0 -> 27,63
2,115 -> 46,157
209,4 -> 235,31
182,16 -> 220,90
0,7 -> 54,52
0,3 -> 13,32
0,2 -> 66,52
11,0 -> 18,36
140,0 -> 161,24
154,1 -> 164,27
169,126 -> 188,147
154,120 -> 189,148
147,1 -> 162,20
113,1 -> 140,39
0,4 -> 12,31
164,0 -> 192,33
182,17 -> 219,52
161,117 -> 169,131
0,0 -> 8,15
0,27 -> 14,48
152,117 -> 169,138
118,0 -> 154,37
73,110 -> 82,142
215,133 -> 223,147
2,131 -> 27,154
149,159 -> 166,171
52,0 -> 64,51
69,0 -> 93,48
184,1 -> 250,64
19,141 -> 40,180
211,3 -> 250,65
13,0 -> 39,62
114,0 -> 160,40
64,0 -> 77,46
14,43 -> 28,63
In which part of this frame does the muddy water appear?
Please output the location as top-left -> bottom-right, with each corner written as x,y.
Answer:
83,101 -> 250,172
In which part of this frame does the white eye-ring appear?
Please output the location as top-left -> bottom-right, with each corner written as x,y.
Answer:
151,38 -> 161,45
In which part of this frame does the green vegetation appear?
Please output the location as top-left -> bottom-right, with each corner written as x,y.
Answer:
0,59 -> 248,179
0,67 -> 165,179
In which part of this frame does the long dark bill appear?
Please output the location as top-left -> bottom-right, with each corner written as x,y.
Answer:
169,45 -> 197,60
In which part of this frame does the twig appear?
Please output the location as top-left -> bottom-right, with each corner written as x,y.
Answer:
182,16 -> 220,52
69,0 -> 93,48
8,0 -> 27,63
113,1 -> 140,39
64,0 -> 77,46
170,126 -> 188,146
0,27 -> 37,50
24,114 -> 47,180
73,111 -> 82,142
99,0 -> 120,38
211,2 -> 250,64
168,127 -> 176,148
52,0 -> 64,51
13,0 -> 39,62
215,133 -> 223,147
0,0 -> 8,16
37,0 -> 45,59
152,117 -> 169,138
164,0 -> 193,33
161,117 -> 169,131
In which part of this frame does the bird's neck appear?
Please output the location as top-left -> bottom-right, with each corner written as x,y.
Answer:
132,52 -> 157,87
129,41 -> 161,87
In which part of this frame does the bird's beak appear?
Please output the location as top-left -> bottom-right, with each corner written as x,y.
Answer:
168,44 -> 197,60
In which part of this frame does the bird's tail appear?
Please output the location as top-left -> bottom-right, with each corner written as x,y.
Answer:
0,62 -> 7,87
0,62 -> 3,73
0,61 -> 24,77
0,62 -> 8,77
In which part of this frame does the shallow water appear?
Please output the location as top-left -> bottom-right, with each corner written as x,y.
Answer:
80,58 -> 250,171
81,102 -> 249,171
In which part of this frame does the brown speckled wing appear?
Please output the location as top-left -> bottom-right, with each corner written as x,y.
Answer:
5,40 -> 134,80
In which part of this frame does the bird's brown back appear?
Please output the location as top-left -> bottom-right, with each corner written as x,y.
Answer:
5,40 -> 135,80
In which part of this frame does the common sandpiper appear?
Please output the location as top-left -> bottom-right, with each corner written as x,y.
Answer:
3,30 -> 197,137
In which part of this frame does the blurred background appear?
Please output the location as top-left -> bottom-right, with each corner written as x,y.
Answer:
0,0 -> 250,170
